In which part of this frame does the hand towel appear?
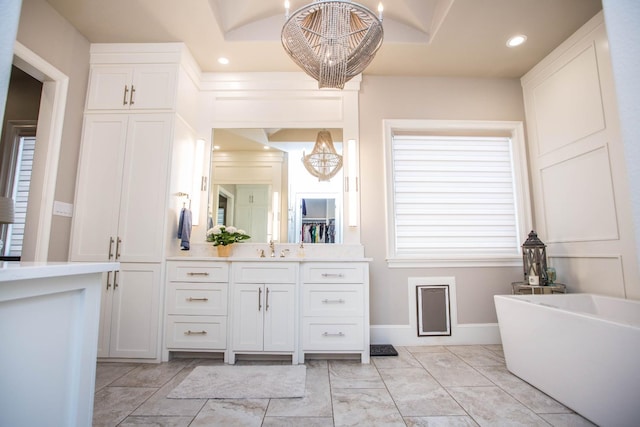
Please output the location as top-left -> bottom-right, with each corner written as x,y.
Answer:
177,208 -> 192,250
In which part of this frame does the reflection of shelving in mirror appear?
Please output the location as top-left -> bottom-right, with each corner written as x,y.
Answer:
300,198 -> 337,243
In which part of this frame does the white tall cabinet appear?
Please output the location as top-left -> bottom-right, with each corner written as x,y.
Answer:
70,43 -> 200,361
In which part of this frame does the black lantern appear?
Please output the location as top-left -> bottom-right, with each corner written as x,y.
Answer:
522,230 -> 548,286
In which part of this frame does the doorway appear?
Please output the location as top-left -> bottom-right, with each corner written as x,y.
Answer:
1,65 -> 41,259
6,42 -> 68,261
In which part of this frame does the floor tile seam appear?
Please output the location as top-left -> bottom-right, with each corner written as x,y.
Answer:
98,363 -> 140,388
462,363 -> 568,416
444,385 -> 556,426
416,355 -> 481,424
371,354 -> 414,426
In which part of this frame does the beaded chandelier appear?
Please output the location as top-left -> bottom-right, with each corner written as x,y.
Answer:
302,130 -> 343,181
282,0 -> 384,89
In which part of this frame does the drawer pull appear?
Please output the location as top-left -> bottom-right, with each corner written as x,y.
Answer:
187,272 -> 210,276
186,297 -> 209,302
321,273 -> 345,278
185,330 -> 207,335
322,298 -> 345,304
322,332 -> 345,337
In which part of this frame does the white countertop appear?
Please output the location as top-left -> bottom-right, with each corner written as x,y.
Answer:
166,256 -> 373,262
0,261 -> 119,282
167,242 -> 371,262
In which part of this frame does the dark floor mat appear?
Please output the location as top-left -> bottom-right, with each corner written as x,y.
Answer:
370,344 -> 398,356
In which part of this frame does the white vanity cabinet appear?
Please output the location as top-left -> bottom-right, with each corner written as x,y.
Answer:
86,64 -> 178,111
301,262 -> 370,363
165,261 -> 229,360
230,262 -> 298,363
97,263 -> 161,359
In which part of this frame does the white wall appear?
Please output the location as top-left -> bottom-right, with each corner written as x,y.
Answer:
16,0 -> 90,261
359,76 -> 526,328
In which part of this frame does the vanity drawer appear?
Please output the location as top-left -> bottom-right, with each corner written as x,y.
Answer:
167,283 -> 227,315
168,262 -> 229,282
303,284 -> 363,316
165,315 -> 227,349
232,262 -> 297,283
302,263 -> 366,283
302,317 -> 364,351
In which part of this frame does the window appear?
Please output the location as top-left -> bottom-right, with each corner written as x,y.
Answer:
384,120 -> 531,267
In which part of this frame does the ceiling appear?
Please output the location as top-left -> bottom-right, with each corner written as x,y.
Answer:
44,0 -> 602,78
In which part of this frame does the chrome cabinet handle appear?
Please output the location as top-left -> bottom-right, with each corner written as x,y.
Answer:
185,330 -> 207,335
321,273 -> 344,278
322,298 -> 345,304
108,237 -> 114,260
266,287 -> 270,311
187,272 -> 210,276
106,271 -> 112,290
258,287 -> 262,311
115,237 -> 122,260
113,270 -> 119,289
322,332 -> 345,337
123,85 -> 129,105
129,85 -> 135,105
186,297 -> 209,302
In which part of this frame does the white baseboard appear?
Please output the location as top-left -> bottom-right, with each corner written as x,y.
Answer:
370,323 -> 501,346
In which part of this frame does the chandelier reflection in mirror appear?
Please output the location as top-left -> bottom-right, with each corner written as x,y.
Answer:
282,0 -> 384,89
302,130 -> 343,181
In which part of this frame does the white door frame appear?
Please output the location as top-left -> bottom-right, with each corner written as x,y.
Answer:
12,41 -> 68,261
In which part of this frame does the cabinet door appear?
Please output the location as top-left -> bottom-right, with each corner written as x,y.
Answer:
130,65 -> 178,110
108,263 -> 161,359
117,114 -> 172,262
86,66 -> 134,110
263,284 -> 295,351
96,271 -> 115,358
86,65 -> 177,110
70,115 -> 127,262
232,284 -> 264,351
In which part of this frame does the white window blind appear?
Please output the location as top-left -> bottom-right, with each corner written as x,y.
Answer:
390,134 -> 521,258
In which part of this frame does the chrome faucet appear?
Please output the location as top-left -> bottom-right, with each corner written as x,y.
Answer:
269,240 -> 276,257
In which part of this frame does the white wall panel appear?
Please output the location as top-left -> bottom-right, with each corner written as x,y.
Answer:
541,146 -> 618,242
550,255 -> 626,297
212,95 -> 344,125
533,45 -> 605,155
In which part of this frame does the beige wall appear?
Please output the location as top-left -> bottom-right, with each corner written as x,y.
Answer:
359,76 -> 526,325
16,0 -> 90,261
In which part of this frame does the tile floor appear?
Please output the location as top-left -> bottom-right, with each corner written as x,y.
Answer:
93,345 -> 596,426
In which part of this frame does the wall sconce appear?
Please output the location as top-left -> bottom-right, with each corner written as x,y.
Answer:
347,139 -> 358,227
191,138 -> 206,226
272,191 -> 280,242
522,230 -> 548,285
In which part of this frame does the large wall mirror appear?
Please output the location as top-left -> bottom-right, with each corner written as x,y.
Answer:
207,128 -> 344,244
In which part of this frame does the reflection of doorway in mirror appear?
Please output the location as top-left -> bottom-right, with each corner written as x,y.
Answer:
217,194 -> 228,225
288,143 -> 343,244
234,184 -> 270,243
295,195 -> 341,244
210,185 -> 235,230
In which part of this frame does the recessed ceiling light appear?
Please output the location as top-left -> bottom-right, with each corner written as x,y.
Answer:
506,35 -> 527,47
218,57 -> 229,65
213,145 -> 221,150
263,145 -> 270,150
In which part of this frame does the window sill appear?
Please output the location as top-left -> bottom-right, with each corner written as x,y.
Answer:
386,256 -> 522,269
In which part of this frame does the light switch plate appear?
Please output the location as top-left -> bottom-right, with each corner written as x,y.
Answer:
53,201 -> 73,217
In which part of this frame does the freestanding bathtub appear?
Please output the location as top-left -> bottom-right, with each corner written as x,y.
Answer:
494,293 -> 640,427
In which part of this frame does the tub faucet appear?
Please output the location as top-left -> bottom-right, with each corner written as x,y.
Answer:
269,240 -> 275,257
